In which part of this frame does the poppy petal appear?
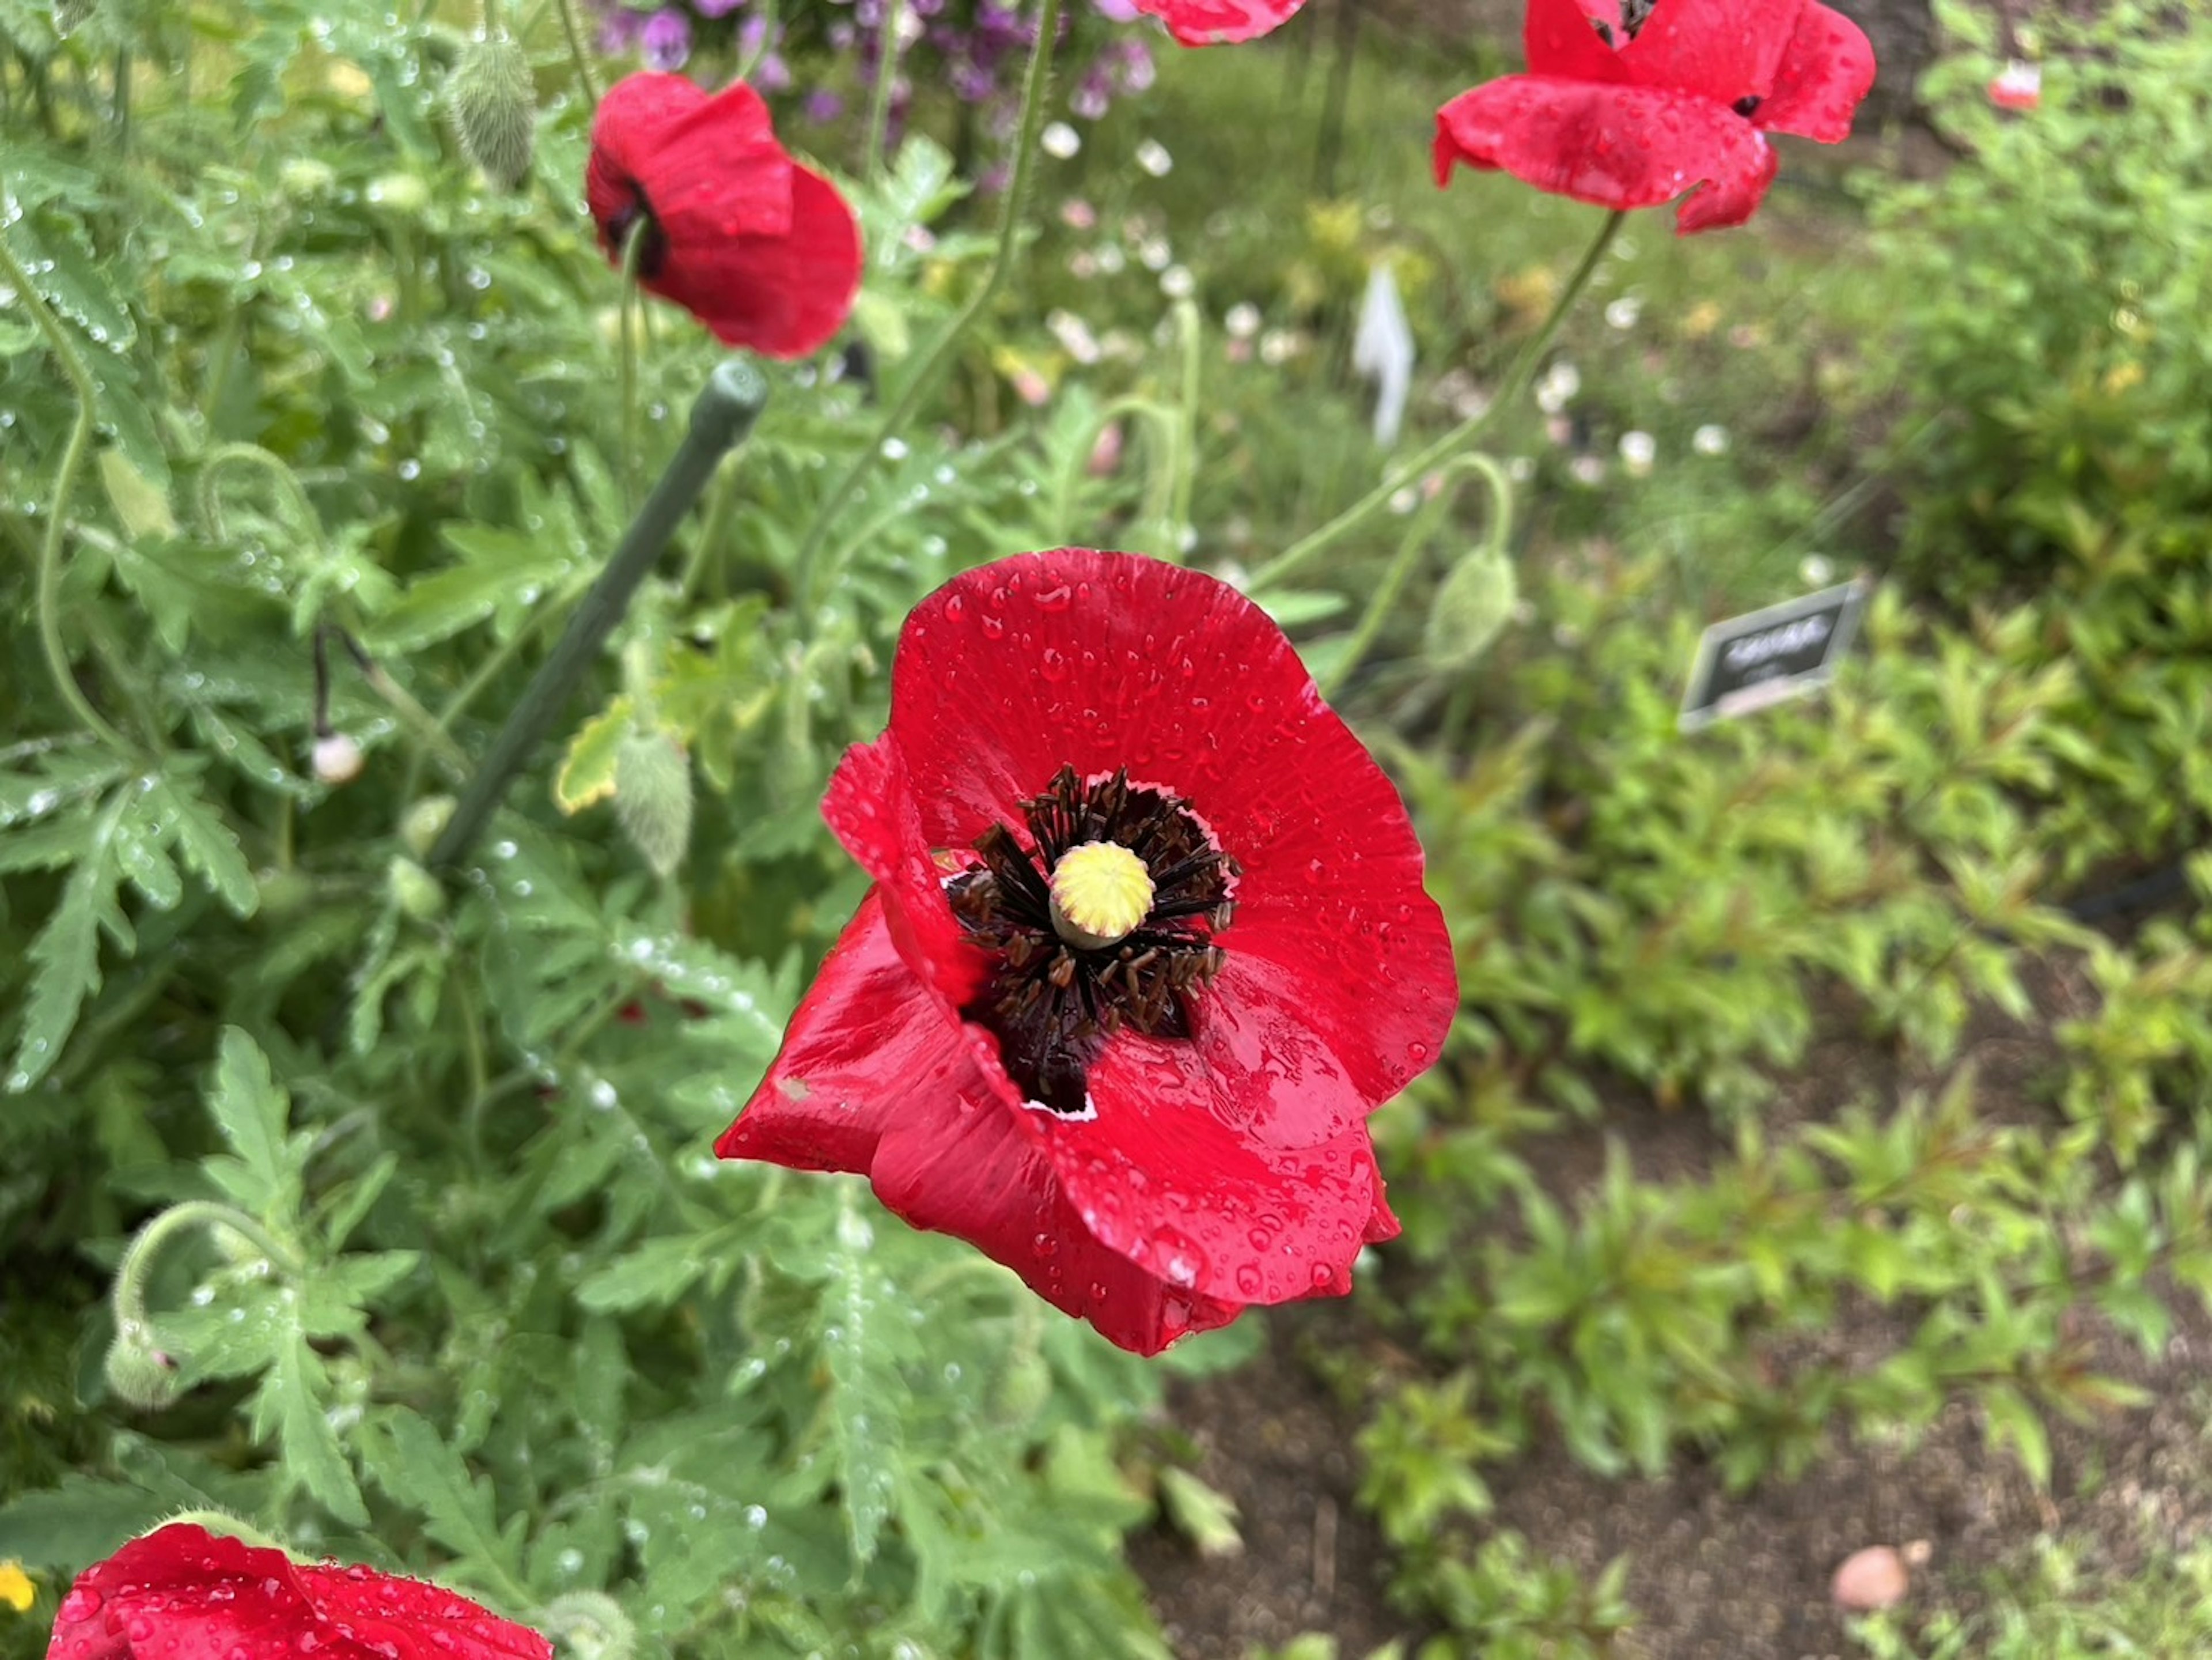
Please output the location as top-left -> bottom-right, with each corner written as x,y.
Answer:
1131,0 -> 1303,47
867,1053 -> 1244,1355
48,1526 -> 550,1660
1619,0 -> 1800,106
713,893 -> 922,1176
1755,0 -> 1875,142
866,549 -> 1454,1135
1522,0 -> 1627,82
1030,1038 -> 1386,1305
662,160 -> 863,357
1435,77 -> 1779,234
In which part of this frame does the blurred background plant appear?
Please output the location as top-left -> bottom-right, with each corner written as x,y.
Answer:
8,0 -> 2212,1654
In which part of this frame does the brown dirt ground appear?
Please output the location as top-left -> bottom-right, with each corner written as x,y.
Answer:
1135,958 -> 2212,1658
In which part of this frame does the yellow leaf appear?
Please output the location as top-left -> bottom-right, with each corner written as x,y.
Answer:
554,697 -> 634,814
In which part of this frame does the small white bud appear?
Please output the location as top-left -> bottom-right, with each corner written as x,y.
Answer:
313,733 -> 364,785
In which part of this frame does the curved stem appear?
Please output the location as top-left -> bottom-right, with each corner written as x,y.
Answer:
619,220 -> 647,509
1320,450 -> 1512,699
793,0 -> 1065,611
1251,209 -> 1623,592
552,0 -> 601,105
112,1200 -> 304,1346
860,0 -> 905,184
0,231 -> 135,758
198,443 -> 324,547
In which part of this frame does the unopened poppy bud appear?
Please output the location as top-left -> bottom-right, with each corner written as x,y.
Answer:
1048,841 -> 1154,950
449,35 -> 536,191
388,856 -> 446,921
367,172 -> 431,215
313,733 -> 364,785
401,795 -> 456,859
1423,545 -> 1517,674
541,1593 -> 635,1660
104,1328 -> 184,1412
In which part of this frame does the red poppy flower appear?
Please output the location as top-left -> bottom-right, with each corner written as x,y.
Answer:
1433,0 -> 1875,234
585,73 -> 861,357
47,1524 -> 550,1660
1132,0 -> 1302,47
715,550 -> 1456,1355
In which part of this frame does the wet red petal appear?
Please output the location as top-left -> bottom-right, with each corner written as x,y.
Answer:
1619,0 -> 1800,107
1131,0 -> 1304,46
1755,0 -> 1875,142
1435,77 -> 1779,234
586,73 -> 860,358
1522,0 -> 1627,82
1036,1038 -> 1387,1305
46,1526 -> 550,1660
713,893 -> 918,1175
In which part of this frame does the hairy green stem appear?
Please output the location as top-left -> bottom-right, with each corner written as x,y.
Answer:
553,0 -> 601,104
112,1200 -> 304,1352
145,1512 -> 290,1553
619,219 -> 647,507
1320,451 -> 1512,699
429,360 -> 770,870
861,0 -> 905,183
0,231 -> 135,757
793,0 -> 1065,610
1252,208 -> 1624,592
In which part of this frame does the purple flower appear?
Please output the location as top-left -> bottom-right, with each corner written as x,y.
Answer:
805,89 -> 846,121
1071,69 -> 1110,118
596,5 -> 645,52
1090,0 -> 1141,19
755,51 -> 792,89
695,0 -> 746,16
640,7 -> 690,69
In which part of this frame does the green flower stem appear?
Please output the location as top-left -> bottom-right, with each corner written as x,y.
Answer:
793,0 -> 1066,610
861,0 -> 905,184
619,220 -> 648,507
428,359 -> 770,870
1165,296 -> 1203,554
0,229 -> 137,759
553,0 -> 601,105
1319,450 -> 1511,699
112,1200 -> 302,1344
1250,208 -> 1624,593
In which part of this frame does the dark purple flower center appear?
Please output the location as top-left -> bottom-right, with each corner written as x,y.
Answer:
946,765 -> 1237,1116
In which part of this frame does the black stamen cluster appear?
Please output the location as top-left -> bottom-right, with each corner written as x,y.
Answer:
946,765 -> 1238,1116
604,190 -> 671,279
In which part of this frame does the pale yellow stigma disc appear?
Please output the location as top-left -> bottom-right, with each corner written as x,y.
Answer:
1047,841 -> 1154,950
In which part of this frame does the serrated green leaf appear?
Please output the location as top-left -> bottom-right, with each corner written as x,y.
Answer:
822,1190 -> 911,1564
153,779 -> 259,915
99,447 -> 177,538
576,1235 -> 708,1313
7,791 -> 125,1092
555,698 -> 634,814
204,1026 -> 297,1217
3,211 -> 135,350
267,1333 -> 368,1526
366,1406 -> 524,1582
363,544 -> 570,654
113,806 -> 183,909
0,1476 -> 162,1568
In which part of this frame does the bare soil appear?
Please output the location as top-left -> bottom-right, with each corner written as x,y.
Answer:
1135,961 -> 2212,1658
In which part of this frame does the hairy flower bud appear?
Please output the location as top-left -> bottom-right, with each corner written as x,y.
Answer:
1423,545 -> 1517,674
449,35 -> 536,191
104,1328 -> 184,1412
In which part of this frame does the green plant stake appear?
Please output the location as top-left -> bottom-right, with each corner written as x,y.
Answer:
429,358 -> 770,870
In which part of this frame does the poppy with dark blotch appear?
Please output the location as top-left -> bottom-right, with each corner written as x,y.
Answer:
46,1524 -> 550,1660
1434,0 -> 1876,234
716,550 -> 1457,1355
1132,0 -> 1302,47
586,73 -> 861,357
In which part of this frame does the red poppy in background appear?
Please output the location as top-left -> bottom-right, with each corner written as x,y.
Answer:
717,550 -> 1457,1355
1434,0 -> 1876,233
47,1524 -> 550,1660
586,74 -> 861,357
1132,0 -> 1303,48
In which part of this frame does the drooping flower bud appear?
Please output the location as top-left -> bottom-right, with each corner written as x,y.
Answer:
1423,544 -> 1517,674
104,1326 -> 184,1412
449,34 -> 537,191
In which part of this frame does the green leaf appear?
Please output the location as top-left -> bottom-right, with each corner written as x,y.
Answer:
98,447 -> 179,538
154,779 -> 259,916
264,1333 -> 369,1526
7,791 -> 125,1092
575,1235 -> 708,1313
613,729 -> 692,878
0,1476 -> 163,1568
204,1026 -> 297,1217
366,1406 -> 525,1581
555,698 -> 634,814
821,1191 -> 912,1564
1155,1467 -> 1243,1560
3,211 -> 135,350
